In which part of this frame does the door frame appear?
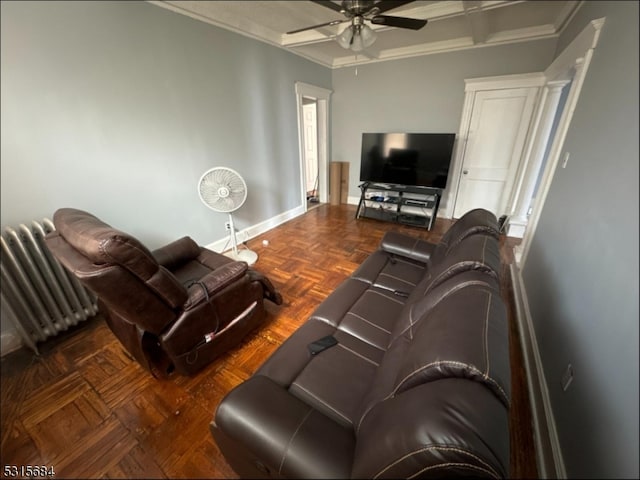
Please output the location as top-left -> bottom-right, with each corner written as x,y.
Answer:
516,18 -> 605,267
295,82 -> 332,210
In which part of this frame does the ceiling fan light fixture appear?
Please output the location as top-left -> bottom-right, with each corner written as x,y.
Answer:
291,1 -> 428,55
351,28 -> 365,51
336,21 -> 376,52
337,24 -> 354,49
360,24 -> 376,47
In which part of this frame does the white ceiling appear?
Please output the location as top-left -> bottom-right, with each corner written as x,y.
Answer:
149,0 -> 582,68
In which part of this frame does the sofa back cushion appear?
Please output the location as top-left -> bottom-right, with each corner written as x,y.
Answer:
404,232 -> 501,306
431,208 -> 499,264
393,284 -> 510,406
352,379 -> 510,478
352,276 -> 511,478
355,271 -> 508,428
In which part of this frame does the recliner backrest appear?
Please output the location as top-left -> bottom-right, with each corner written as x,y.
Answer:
46,208 -> 188,334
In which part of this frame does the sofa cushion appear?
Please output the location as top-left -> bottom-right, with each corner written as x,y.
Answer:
430,208 -> 500,264
355,271 -> 505,430
393,284 -> 510,406
334,286 -> 405,351
289,331 -> 379,428
308,277 -> 409,353
406,233 -> 501,304
351,249 -> 426,294
257,318 -> 382,428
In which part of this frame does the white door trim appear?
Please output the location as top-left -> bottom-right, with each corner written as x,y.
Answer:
516,18 -> 605,267
295,82 -> 332,208
507,79 -> 570,237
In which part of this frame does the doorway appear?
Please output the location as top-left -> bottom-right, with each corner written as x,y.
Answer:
295,82 -> 332,212
302,97 -> 320,210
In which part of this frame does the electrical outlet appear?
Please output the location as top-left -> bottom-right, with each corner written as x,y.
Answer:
224,222 -> 231,231
561,363 -> 574,391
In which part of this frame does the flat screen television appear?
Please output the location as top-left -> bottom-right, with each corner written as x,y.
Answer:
359,132 -> 456,189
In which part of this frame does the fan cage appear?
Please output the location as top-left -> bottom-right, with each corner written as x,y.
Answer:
198,167 -> 247,213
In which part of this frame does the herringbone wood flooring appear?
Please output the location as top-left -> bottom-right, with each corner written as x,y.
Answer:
1,204 -> 537,478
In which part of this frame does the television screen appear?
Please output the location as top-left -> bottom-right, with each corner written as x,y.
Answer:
359,133 -> 456,189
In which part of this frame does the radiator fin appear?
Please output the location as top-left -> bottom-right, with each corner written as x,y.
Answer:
1,219 -> 98,354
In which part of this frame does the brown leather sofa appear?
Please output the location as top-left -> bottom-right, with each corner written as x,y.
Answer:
44,208 -> 282,377
210,208 -> 511,478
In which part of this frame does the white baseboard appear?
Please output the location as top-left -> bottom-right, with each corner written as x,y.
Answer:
510,263 -> 566,478
1,331 -> 23,357
347,195 -> 360,206
205,204 -> 306,253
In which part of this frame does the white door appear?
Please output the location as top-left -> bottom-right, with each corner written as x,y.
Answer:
302,101 -> 318,196
453,87 -> 538,218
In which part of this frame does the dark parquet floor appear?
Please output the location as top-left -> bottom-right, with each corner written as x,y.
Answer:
1,204 -> 537,478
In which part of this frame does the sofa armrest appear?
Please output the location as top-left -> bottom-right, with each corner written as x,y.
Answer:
152,236 -> 201,270
379,231 -> 435,264
212,375 -> 354,479
183,261 -> 248,310
353,381 -> 509,479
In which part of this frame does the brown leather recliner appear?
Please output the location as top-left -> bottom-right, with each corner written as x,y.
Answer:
44,208 -> 282,377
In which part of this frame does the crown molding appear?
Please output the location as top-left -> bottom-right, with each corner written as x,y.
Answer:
148,1 -> 577,70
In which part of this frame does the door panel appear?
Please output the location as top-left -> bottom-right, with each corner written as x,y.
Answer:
454,87 -> 538,218
302,102 -> 318,195
455,177 -> 506,216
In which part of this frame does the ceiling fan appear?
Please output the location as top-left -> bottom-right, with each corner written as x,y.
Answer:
287,0 -> 428,52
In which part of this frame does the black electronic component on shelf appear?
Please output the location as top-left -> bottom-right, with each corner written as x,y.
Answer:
355,182 -> 442,230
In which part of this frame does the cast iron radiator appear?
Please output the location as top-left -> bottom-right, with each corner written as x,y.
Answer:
0,218 -> 98,354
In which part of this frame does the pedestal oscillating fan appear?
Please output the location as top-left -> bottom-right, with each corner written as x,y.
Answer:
198,167 -> 258,265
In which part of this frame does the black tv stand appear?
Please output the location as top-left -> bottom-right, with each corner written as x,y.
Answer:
356,182 -> 442,230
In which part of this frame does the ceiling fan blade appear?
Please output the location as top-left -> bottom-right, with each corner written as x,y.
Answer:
370,15 -> 427,30
373,0 -> 417,14
287,19 -> 346,35
311,0 -> 345,14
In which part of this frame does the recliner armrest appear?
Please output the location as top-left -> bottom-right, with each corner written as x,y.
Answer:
183,261 -> 248,309
379,231 -> 435,264
152,236 -> 201,270
212,375 -> 354,479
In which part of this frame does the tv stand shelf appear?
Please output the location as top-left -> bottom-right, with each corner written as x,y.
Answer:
356,182 -> 442,230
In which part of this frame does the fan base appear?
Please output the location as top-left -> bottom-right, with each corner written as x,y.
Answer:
225,248 -> 258,266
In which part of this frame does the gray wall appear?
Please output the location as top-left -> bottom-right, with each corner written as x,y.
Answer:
0,1 -> 330,338
0,1 -> 330,245
522,1 -> 639,478
330,39 -> 557,212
